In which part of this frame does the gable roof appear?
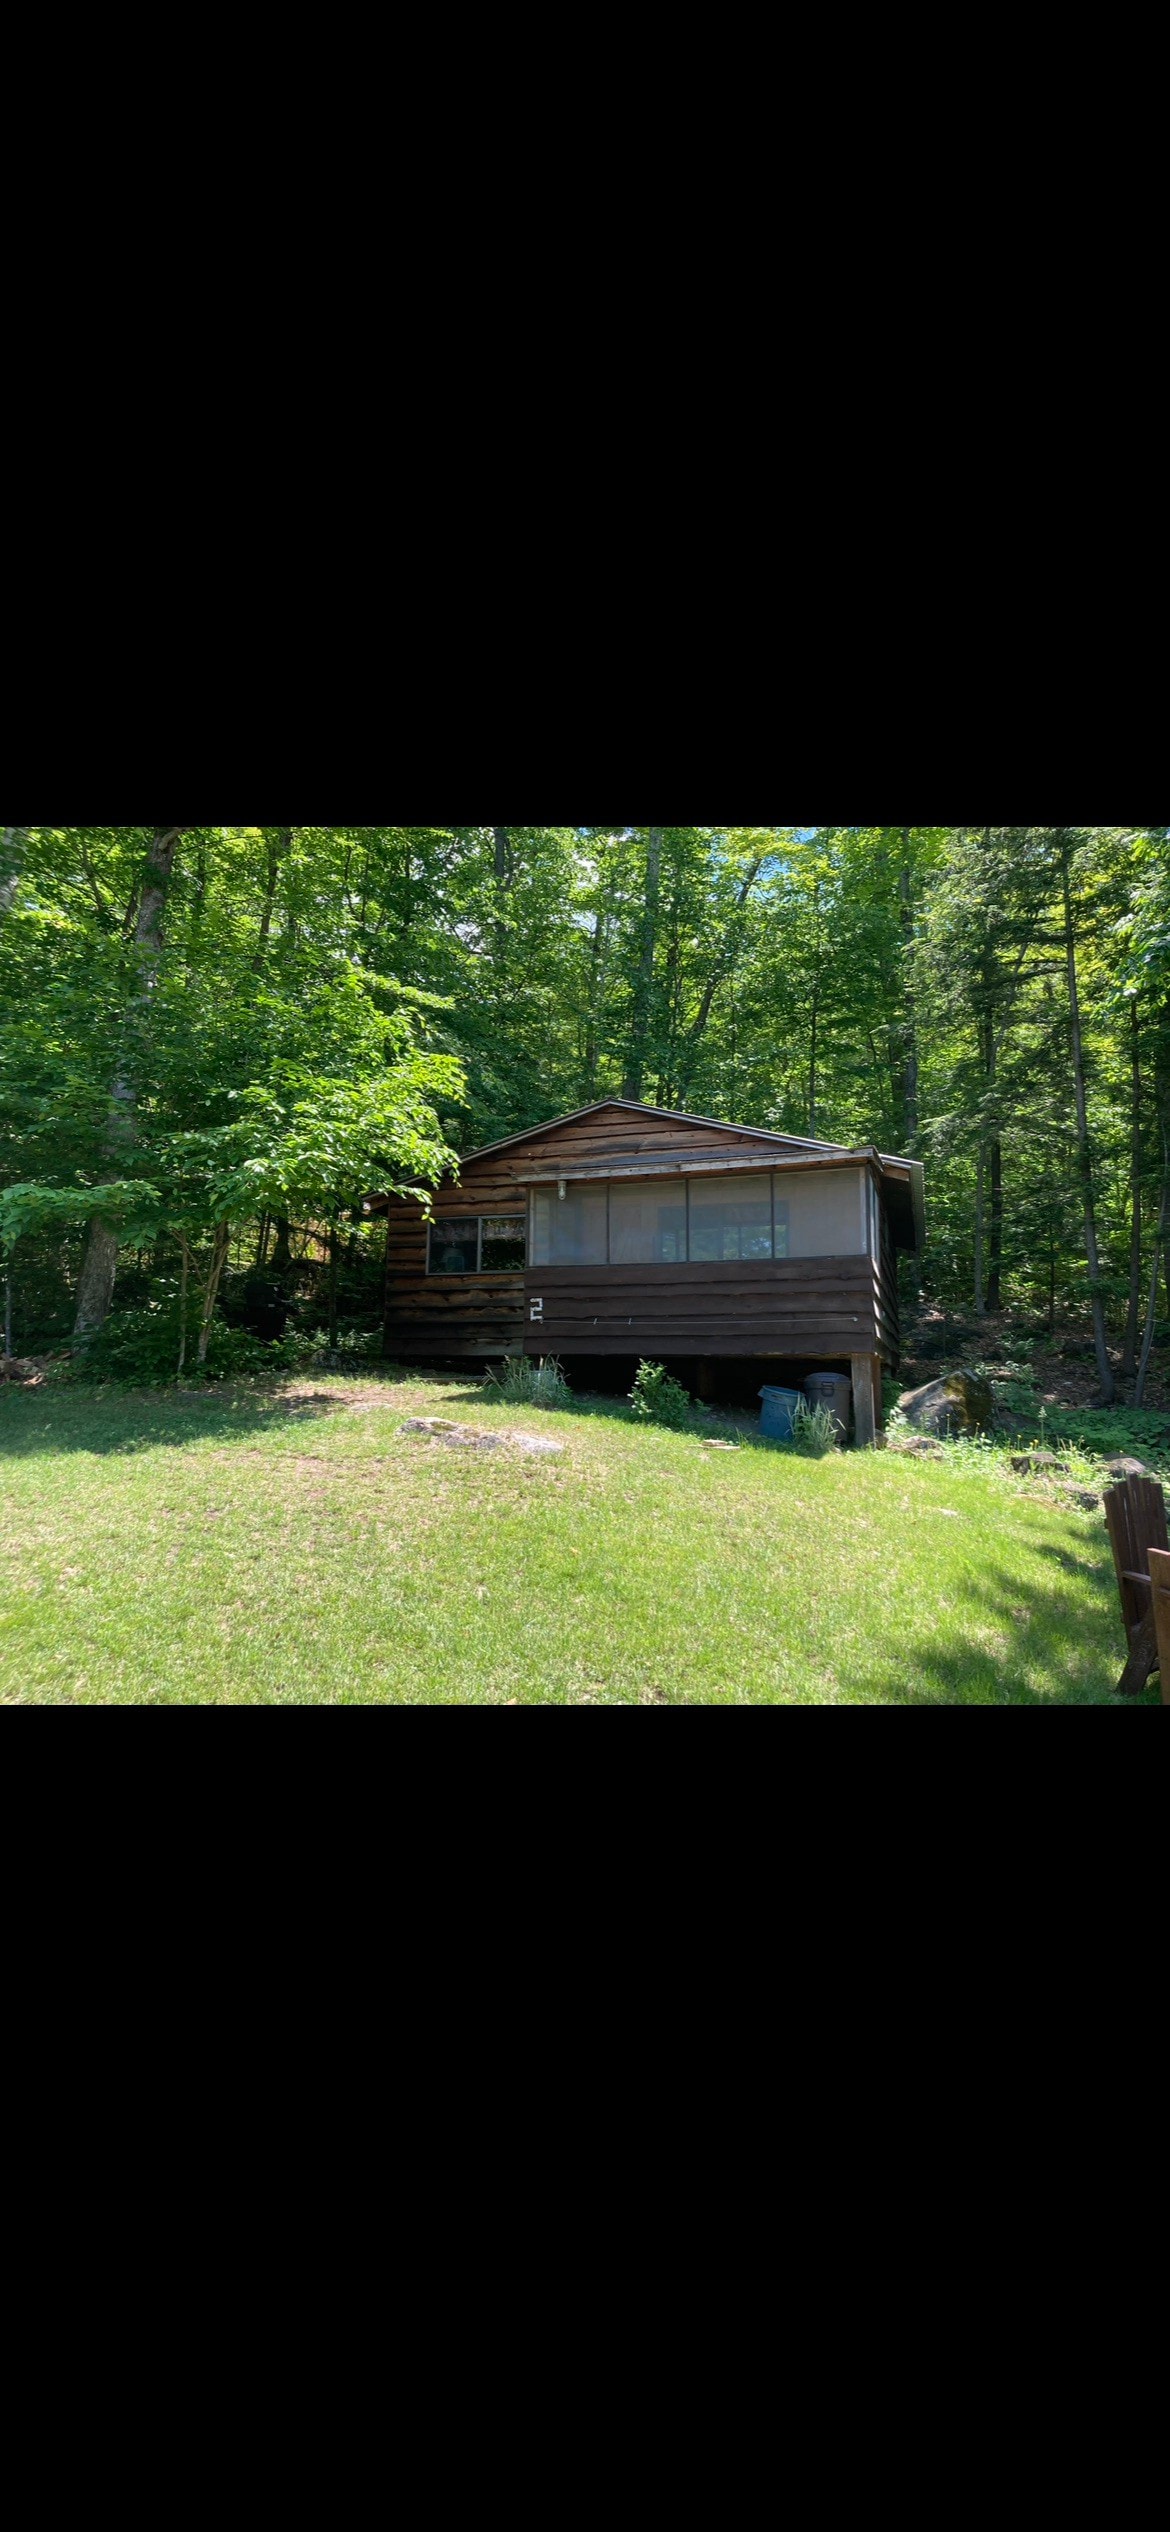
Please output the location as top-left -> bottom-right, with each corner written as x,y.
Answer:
459,1100 -> 925,1247
461,1099 -> 854,1167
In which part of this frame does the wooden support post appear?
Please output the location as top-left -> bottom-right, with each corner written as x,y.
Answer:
871,1354 -> 885,1430
1149,1549 -> 1170,1706
851,1354 -> 876,1450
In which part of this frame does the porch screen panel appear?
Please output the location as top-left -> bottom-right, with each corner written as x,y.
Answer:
610,1182 -> 688,1264
688,1175 -> 774,1261
780,1169 -> 867,1258
531,1183 -> 608,1266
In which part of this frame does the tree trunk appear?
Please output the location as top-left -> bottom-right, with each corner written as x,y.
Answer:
493,827 -> 512,971
3,1248 -> 13,1360
74,1221 -> 121,1343
584,901 -> 607,1098
623,826 -> 663,1101
73,826 -> 189,1346
1134,1133 -> 1169,1410
988,1137 -> 1004,1312
328,1223 -> 340,1349
197,1223 -> 231,1365
1062,838 -> 1115,1402
177,1236 -> 191,1379
676,859 -> 765,1107
0,826 -> 29,923
253,829 -> 292,969
899,851 -> 919,1147
974,1147 -> 986,1315
270,1217 -> 294,1279
1122,996 -> 1143,1380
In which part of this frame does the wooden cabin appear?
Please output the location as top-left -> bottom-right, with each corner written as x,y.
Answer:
374,1102 -> 925,1443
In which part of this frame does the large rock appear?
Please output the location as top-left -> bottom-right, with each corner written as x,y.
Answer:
1102,1456 -> 1149,1483
898,1372 -> 995,1438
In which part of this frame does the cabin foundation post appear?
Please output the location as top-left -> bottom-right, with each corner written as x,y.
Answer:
697,1358 -> 717,1403
851,1354 -> 877,1450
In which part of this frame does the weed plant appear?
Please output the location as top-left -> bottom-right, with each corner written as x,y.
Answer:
789,1399 -> 840,1457
484,1355 -> 573,1411
629,1362 -> 693,1428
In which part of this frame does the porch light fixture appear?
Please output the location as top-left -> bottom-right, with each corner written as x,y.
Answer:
558,1178 -> 567,1201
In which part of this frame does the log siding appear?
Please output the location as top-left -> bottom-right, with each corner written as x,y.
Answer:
378,1100 -> 916,1367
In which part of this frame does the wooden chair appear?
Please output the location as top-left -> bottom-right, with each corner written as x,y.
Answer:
1148,1550 -> 1170,1708
1104,1476 -> 1169,1696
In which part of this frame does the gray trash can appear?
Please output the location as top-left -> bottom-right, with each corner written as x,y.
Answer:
804,1372 -> 852,1440
759,1385 -> 804,1439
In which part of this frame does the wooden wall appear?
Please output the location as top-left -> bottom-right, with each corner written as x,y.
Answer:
379,1103 -> 901,1367
523,1258 -> 890,1360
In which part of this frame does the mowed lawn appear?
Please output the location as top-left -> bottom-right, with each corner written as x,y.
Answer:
0,1371 -> 1150,1706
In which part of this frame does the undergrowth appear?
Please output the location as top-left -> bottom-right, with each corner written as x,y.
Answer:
483,1355 -> 573,1411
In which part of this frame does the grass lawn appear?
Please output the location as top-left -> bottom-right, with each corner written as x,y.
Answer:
0,1370 -> 1157,1707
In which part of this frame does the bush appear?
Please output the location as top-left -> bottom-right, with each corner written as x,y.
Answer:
629,1361 -> 693,1428
483,1355 -> 573,1411
74,1305 -> 313,1386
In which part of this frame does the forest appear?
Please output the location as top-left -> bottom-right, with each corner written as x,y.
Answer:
2,824 -> 1168,1401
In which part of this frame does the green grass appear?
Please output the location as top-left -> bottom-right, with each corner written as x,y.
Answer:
0,1371 -> 1157,1706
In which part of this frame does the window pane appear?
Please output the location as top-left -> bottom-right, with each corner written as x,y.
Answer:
429,1217 -> 480,1275
611,1182 -> 688,1264
531,1184 -> 608,1266
481,1217 -> 527,1273
688,1175 -> 773,1261
775,1201 -> 790,1260
778,1168 -> 867,1258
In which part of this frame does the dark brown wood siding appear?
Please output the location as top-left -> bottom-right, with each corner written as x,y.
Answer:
379,1104 -> 903,1365
523,1259 -> 886,1359
382,1192 -> 526,1361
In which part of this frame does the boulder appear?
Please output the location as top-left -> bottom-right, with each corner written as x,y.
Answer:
402,1417 -> 563,1458
1011,1451 -> 1070,1476
1102,1456 -> 1149,1483
897,1373 -> 995,1438
1057,1481 -> 1103,1511
888,1434 -> 946,1458
0,1356 -> 41,1384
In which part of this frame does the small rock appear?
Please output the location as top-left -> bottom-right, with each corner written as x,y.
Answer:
702,1439 -> 740,1452
1057,1481 -> 1102,1511
516,1435 -> 564,1457
1011,1451 -> 1070,1476
898,1372 -> 995,1437
889,1435 -> 945,1458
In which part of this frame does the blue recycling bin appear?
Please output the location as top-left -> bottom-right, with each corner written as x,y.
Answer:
759,1385 -> 804,1439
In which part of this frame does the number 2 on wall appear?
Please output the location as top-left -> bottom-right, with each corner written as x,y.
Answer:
530,1299 -> 544,1323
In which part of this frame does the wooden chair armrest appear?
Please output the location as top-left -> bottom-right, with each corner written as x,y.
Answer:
1123,1570 -> 1153,1590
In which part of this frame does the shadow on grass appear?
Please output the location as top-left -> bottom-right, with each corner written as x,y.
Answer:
860,1542 -> 1154,1708
0,1382 -> 347,1459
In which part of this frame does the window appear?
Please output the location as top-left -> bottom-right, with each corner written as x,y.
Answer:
610,1182 -> 688,1264
429,1217 -> 481,1275
512,1165 -> 870,1270
531,1184 -> 608,1266
427,1216 -> 527,1276
688,1175 -> 775,1261
777,1168 -> 867,1259
481,1217 -> 527,1273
